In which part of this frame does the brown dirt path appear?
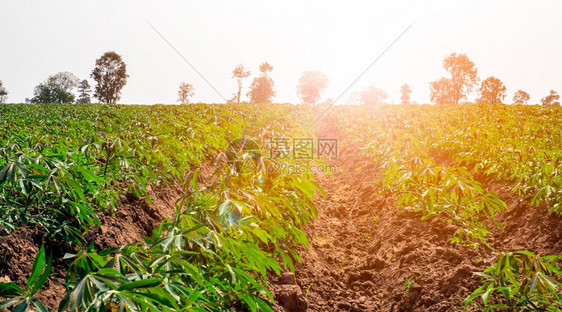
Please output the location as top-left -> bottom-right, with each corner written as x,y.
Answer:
270,115 -> 562,311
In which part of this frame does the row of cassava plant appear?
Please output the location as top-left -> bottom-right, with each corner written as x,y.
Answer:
0,103 -> 295,245
339,104 -> 562,215
334,105 -> 506,246
331,104 -> 562,307
464,251 -> 562,311
1,103 -> 324,311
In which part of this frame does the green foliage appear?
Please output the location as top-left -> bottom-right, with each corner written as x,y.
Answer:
248,63 -> 275,104
31,84 -> 75,104
0,80 -> 7,103
76,79 -> 92,104
377,148 -> 506,247
248,76 -> 275,103
91,51 -> 128,104
57,110 -> 322,311
404,279 -> 415,291
464,251 -> 562,311
0,244 -> 51,312
0,103 -> 295,246
332,104 -> 562,308
336,103 -> 562,245
31,72 -> 79,104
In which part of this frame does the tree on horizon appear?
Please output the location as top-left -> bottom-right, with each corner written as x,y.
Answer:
400,84 -> 411,104
541,90 -> 560,106
31,72 -> 79,103
477,76 -> 507,104
430,53 -> 479,104
361,85 -> 387,105
91,51 -> 128,104
177,82 -> 195,104
513,90 -> 530,105
0,80 -> 8,103
231,64 -> 251,104
247,62 -> 275,103
76,79 -> 92,104
296,71 -> 328,105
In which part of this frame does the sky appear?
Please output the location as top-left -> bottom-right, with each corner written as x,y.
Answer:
0,0 -> 561,104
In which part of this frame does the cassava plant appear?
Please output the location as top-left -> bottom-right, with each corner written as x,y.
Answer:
0,245 -> 51,311
465,251 -> 562,311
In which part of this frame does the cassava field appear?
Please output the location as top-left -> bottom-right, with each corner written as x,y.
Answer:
1,102 -> 562,311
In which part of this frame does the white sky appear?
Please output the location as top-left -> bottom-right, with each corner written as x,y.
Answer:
1,0 -> 561,104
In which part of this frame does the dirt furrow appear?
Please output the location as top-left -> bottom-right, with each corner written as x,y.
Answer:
270,117 -> 491,312
270,113 -> 562,312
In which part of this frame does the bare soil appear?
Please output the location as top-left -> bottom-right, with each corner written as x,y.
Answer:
269,116 -> 562,311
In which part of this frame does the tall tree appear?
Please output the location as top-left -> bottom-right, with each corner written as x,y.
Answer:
360,85 -> 387,105
513,90 -> 530,105
431,53 -> 479,104
400,84 -> 411,104
247,62 -> 275,103
91,51 -> 128,104
429,77 -> 455,104
0,81 -> 7,103
345,91 -> 362,105
541,90 -> 560,106
477,76 -> 507,104
296,71 -> 328,105
31,72 -> 79,103
76,79 -> 92,104
231,64 -> 251,104
52,72 -> 80,92
177,82 -> 195,104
